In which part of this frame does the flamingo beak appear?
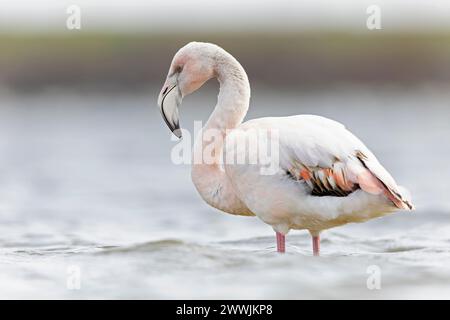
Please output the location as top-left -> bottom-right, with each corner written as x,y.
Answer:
158,80 -> 182,139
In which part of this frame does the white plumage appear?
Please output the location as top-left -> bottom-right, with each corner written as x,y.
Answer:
225,115 -> 411,233
158,42 -> 413,255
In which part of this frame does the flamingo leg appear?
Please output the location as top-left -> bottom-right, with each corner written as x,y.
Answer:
312,235 -> 320,256
276,232 -> 285,253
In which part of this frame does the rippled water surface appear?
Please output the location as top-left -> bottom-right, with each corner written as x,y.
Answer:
0,86 -> 449,299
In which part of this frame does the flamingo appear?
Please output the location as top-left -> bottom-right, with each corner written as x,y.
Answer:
157,42 -> 414,256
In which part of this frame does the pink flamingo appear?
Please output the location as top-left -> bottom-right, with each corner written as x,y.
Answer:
157,42 -> 414,256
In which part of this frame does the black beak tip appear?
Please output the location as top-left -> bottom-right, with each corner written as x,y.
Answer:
173,128 -> 182,139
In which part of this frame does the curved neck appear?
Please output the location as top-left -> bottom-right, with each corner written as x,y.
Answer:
204,58 -> 250,133
191,53 -> 253,216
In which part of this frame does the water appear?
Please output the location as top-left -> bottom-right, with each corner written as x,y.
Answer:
0,85 -> 449,299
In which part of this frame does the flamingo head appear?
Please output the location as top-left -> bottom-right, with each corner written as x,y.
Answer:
157,42 -> 218,138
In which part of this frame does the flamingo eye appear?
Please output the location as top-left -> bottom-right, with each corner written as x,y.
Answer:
175,65 -> 183,73
169,65 -> 183,77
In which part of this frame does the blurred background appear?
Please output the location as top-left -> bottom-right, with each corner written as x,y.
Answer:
0,0 -> 450,299
2,0 -> 450,90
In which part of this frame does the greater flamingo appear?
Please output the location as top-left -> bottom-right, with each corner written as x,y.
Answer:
157,42 -> 414,256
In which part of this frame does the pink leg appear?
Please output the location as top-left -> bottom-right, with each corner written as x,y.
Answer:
276,232 -> 285,253
312,235 -> 320,256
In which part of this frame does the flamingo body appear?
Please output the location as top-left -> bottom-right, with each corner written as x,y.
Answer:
224,115 -> 411,236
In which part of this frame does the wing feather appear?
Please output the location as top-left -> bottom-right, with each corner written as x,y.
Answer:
272,115 -> 414,209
